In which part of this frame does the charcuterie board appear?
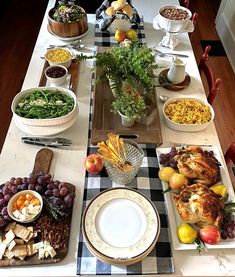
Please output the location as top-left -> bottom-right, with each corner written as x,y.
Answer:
0,148 -> 75,266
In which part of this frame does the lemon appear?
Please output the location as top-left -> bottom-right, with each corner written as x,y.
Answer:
177,223 -> 197,244
125,29 -> 137,41
209,183 -> 227,198
158,167 -> 176,182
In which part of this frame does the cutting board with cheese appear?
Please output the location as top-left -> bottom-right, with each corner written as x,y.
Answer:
0,148 -> 75,266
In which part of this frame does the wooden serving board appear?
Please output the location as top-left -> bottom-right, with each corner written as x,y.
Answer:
0,148 -> 75,267
91,47 -> 163,145
39,60 -> 80,93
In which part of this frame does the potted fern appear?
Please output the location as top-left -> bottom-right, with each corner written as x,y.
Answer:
111,90 -> 147,127
77,42 -> 159,95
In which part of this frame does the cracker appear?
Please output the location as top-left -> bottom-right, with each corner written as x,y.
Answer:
29,244 -> 38,256
24,232 -> 34,243
12,245 -> 28,257
27,226 -> 34,232
4,249 -> 15,259
13,224 -> 30,240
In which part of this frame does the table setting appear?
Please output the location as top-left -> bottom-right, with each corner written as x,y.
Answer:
1,0 -> 235,276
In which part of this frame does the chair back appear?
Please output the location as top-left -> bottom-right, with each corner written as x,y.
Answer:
198,45 -> 222,105
180,0 -> 190,8
225,142 -> 235,165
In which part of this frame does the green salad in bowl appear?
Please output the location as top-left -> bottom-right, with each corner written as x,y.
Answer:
52,5 -> 85,23
48,4 -> 88,38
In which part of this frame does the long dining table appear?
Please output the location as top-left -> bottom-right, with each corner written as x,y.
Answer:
1,0 -> 235,276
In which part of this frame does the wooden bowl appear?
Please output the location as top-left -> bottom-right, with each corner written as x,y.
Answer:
48,5 -> 88,38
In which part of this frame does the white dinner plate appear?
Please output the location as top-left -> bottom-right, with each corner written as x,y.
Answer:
47,24 -> 89,42
82,187 -> 160,264
13,114 -> 77,136
156,146 -> 235,250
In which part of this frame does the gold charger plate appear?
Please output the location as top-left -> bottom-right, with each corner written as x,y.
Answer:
159,68 -> 191,91
82,187 -> 160,265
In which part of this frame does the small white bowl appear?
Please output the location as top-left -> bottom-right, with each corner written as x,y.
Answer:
44,47 -> 75,68
158,5 -> 191,33
7,190 -> 43,223
11,86 -> 78,126
163,97 -> 215,132
45,65 -> 68,85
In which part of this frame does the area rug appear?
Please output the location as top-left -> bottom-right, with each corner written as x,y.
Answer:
200,40 -> 227,56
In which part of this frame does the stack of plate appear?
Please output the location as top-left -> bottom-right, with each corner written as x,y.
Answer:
82,187 -> 161,266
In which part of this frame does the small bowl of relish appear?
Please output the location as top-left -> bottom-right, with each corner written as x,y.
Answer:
45,65 -> 68,85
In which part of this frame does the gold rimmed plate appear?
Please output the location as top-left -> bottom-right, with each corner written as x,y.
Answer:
82,187 -> 160,265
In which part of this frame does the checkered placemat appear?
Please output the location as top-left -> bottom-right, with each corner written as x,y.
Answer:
94,17 -> 145,47
76,75 -> 174,275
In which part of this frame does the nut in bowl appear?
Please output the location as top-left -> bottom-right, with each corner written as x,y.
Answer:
158,5 -> 192,33
45,65 -> 68,85
11,86 -> 78,127
7,190 -> 43,223
163,97 -> 214,132
45,47 -> 75,68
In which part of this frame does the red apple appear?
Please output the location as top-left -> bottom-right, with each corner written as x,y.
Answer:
85,154 -> 103,174
199,226 -> 221,245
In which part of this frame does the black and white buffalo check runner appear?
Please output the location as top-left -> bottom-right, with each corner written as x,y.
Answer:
94,17 -> 145,47
76,75 -> 174,275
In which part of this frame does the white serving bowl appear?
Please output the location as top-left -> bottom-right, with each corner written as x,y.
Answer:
163,97 -> 215,132
44,47 -> 75,68
158,5 -> 191,33
45,65 -> 68,85
7,190 -> 43,223
11,86 -> 78,126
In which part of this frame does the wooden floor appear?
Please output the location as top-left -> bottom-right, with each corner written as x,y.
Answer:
0,0 -> 234,182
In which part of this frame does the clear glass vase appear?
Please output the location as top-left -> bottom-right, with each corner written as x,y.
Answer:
104,140 -> 144,185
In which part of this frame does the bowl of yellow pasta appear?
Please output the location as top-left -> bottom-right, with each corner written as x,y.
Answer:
45,47 -> 75,68
163,97 -> 214,132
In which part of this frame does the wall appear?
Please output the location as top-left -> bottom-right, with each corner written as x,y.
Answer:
215,0 -> 235,73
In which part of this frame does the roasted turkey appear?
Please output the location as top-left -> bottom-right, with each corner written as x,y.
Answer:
174,146 -> 220,186
173,183 -> 224,227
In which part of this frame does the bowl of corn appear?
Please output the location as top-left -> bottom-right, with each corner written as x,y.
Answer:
44,47 -> 75,68
163,97 -> 214,132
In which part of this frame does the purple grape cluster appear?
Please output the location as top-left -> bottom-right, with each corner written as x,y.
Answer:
221,212 -> 235,240
159,147 -> 178,169
0,172 -> 75,228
